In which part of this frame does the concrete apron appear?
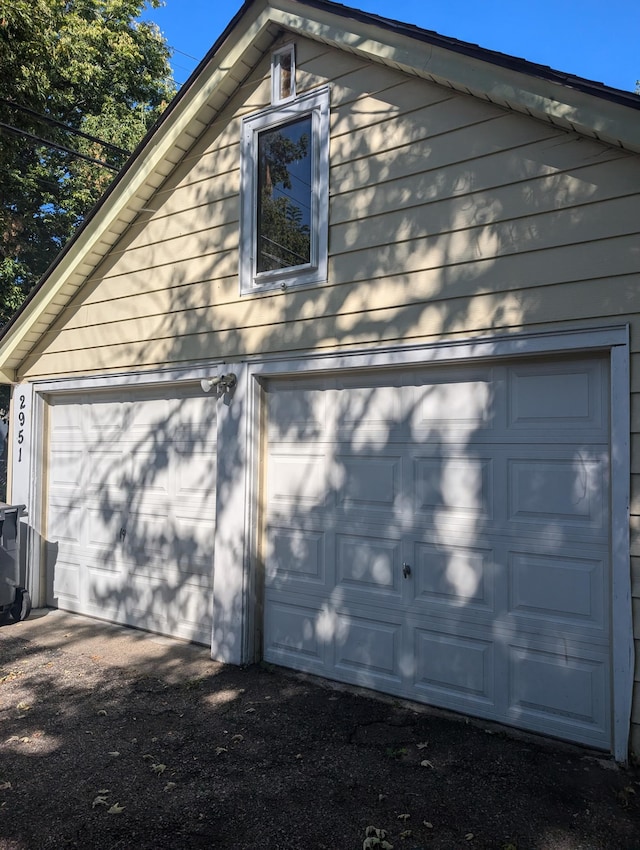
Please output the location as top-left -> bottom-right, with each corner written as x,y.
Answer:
0,608 -> 220,684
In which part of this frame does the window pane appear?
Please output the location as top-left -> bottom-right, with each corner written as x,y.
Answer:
257,116 -> 312,273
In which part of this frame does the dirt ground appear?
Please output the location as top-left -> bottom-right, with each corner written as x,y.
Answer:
0,611 -> 639,850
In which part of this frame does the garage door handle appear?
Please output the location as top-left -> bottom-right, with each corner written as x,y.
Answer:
402,562 -> 411,578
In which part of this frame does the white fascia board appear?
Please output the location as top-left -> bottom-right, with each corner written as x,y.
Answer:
270,1 -> 640,151
0,2 -> 276,383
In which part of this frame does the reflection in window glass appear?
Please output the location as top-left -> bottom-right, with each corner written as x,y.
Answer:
277,49 -> 293,100
256,116 -> 312,273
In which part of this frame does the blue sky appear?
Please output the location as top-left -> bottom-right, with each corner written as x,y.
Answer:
141,0 -> 639,93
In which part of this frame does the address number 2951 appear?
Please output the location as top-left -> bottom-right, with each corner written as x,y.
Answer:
16,392 -> 26,463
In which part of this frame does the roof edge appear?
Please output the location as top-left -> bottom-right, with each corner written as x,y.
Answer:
272,0 -> 640,151
298,0 -> 640,109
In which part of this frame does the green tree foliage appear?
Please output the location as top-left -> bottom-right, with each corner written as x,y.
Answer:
257,121 -> 311,273
259,194 -> 311,271
0,0 -> 176,326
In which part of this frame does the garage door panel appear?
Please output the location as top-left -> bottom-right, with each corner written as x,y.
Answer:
508,642 -> 609,744
85,401 -> 124,439
264,600 -> 328,669
333,384 -> 403,445
171,513 -> 216,565
51,560 -> 81,602
508,549 -> 606,632
507,361 -> 607,434
175,449 -> 216,502
266,526 -> 326,588
413,626 -> 495,706
49,402 -> 84,436
86,505 -> 124,553
83,568 -> 130,612
127,448 -> 172,498
265,595 -> 405,686
53,541 -> 83,568
412,542 -> 495,613
413,455 -> 493,520
268,450 -> 327,509
266,524 -> 405,602
333,613 -> 402,686
267,386 -> 327,441
165,586 -> 212,641
335,454 -> 401,514
335,532 -> 402,598
508,455 -> 607,536
409,373 -> 494,438
84,565 -> 122,606
48,501 -> 83,545
124,509 -> 171,561
86,449 -> 127,498
49,450 -> 83,492
170,398 -> 219,447
122,397 -> 171,434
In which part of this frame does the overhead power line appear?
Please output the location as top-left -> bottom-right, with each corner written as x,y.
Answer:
0,122 -> 120,171
0,98 -> 132,157
171,46 -> 199,61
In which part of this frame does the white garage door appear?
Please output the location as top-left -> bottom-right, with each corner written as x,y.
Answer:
263,356 -> 612,749
46,384 -> 216,644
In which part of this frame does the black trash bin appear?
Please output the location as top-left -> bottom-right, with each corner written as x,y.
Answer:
0,503 -> 30,622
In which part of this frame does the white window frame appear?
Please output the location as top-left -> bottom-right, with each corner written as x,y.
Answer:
271,43 -> 296,104
239,84 -> 330,296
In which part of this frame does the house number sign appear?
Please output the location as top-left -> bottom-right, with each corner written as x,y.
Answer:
15,389 -> 27,464
10,384 -> 31,508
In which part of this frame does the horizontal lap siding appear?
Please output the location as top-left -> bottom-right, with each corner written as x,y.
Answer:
19,277 -> 640,369
23,242 -> 640,361
17,38 -> 640,749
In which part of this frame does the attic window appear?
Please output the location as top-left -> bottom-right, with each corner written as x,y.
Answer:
240,85 -> 330,295
271,44 -> 295,104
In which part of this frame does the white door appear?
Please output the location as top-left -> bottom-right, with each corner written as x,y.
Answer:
263,356 -> 612,749
46,384 -> 216,644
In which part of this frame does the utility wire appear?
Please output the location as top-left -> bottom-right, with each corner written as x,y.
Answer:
167,44 -> 202,88
0,122 -> 120,171
0,98 -> 132,156
171,46 -> 199,61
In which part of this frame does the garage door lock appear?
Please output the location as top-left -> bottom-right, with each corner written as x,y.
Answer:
402,562 -> 411,579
